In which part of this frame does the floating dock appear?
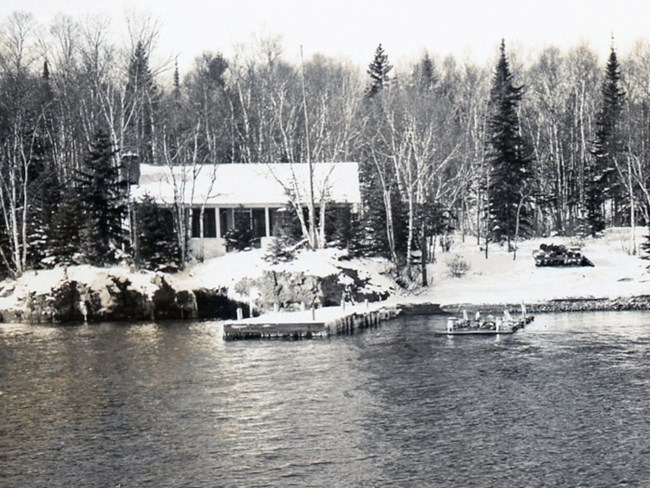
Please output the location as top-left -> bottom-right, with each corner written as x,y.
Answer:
433,325 -> 523,336
433,315 -> 534,336
222,303 -> 401,340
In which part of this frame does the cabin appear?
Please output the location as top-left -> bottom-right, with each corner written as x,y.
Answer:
130,162 -> 361,259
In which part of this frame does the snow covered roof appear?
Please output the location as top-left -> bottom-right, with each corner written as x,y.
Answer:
131,162 -> 361,206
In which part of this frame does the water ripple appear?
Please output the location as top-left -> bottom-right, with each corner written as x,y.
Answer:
1,312 -> 650,487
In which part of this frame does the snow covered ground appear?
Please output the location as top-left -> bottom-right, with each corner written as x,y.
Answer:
0,265 -> 162,313
409,227 -> 650,306
174,247 -> 396,302
176,226 -> 649,307
0,227 -> 647,319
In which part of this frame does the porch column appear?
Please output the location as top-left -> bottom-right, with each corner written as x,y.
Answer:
216,207 -> 221,238
265,207 -> 271,236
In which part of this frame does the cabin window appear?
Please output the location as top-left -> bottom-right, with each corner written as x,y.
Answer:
268,208 -> 278,234
219,208 -> 232,238
191,207 -> 217,238
252,208 -> 266,239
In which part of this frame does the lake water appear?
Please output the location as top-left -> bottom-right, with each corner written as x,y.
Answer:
2,311 -> 650,487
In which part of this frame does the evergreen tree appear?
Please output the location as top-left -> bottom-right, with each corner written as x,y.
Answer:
48,185 -> 84,265
135,196 -> 181,271
485,40 -> 534,248
355,160 -> 388,255
324,204 -> 354,248
412,52 -> 438,92
264,207 -> 301,263
360,44 -> 407,261
76,129 -> 127,265
223,207 -> 254,251
587,46 -> 626,236
26,60 -> 59,268
354,162 -> 407,259
125,41 -> 158,164
27,165 -> 62,268
366,44 -> 393,98
642,224 -> 650,261
173,61 -> 181,99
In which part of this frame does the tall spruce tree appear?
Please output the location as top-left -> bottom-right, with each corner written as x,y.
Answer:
587,46 -> 626,236
48,185 -> 84,265
125,41 -> 158,165
412,52 -> 438,92
26,60 -> 59,268
76,129 -> 128,265
134,196 -> 181,271
366,43 -> 393,98
358,44 -> 407,261
485,40 -> 534,250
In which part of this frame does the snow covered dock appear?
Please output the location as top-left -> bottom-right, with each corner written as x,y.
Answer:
222,303 -> 400,340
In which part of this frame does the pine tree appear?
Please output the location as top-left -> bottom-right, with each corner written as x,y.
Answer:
76,129 -> 127,265
26,60 -> 58,268
125,41 -> 158,164
642,225 -> 650,261
223,208 -> 254,251
354,161 -> 407,260
360,44 -> 406,260
366,44 -> 393,98
485,40 -> 534,249
264,207 -> 301,263
135,196 -> 181,271
48,185 -> 84,265
355,159 -> 388,255
173,61 -> 181,99
27,166 -> 62,268
587,46 -> 626,236
412,52 -> 438,92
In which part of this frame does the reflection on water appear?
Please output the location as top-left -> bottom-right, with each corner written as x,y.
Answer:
2,312 -> 650,487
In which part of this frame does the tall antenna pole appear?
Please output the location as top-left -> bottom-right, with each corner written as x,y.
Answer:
300,45 -> 317,249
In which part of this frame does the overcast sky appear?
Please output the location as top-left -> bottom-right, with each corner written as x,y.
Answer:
2,0 -> 649,73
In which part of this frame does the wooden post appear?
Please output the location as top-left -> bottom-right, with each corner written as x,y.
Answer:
311,307 -> 316,321
216,206 -> 222,238
236,308 -> 243,320
265,207 -> 271,237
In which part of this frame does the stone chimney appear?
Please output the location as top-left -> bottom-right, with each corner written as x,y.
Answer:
121,150 -> 141,185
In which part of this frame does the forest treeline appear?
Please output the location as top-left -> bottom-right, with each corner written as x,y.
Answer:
0,11 -> 649,281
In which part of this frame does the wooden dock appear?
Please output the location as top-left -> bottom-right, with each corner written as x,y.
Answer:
433,315 -> 533,336
222,303 -> 401,340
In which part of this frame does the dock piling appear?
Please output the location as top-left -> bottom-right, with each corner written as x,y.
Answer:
223,304 -> 402,341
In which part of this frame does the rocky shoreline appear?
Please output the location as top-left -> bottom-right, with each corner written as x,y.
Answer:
438,295 -> 650,315
0,264 -> 390,325
1,262 -> 647,324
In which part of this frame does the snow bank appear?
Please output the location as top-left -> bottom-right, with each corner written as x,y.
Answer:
412,228 -> 649,306
173,247 -> 395,303
0,265 -> 161,313
0,227 -> 647,323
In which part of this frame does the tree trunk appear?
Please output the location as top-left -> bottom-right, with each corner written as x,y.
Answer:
420,227 -> 428,287
383,189 -> 398,264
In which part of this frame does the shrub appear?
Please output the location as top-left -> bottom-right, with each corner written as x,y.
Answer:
224,209 -> 254,251
263,237 -> 296,264
447,254 -> 470,278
